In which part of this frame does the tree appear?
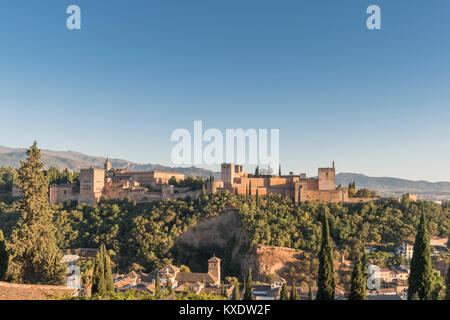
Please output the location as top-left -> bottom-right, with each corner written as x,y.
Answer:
232,282 -> 240,300
316,210 -> 335,300
101,245 -> 114,292
408,212 -> 433,300
92,249 -> 106,296
348,257 -> 366,300
255,189 -> 260,208
155,272 -> 161,296
166,278 -> 173,295
290,283 -> 299,300
221,282 -> 227,298
7,141 -> 65,285
445,263 -> 450,300
280,283 -> 288,300
244,268 -> 253,300
0,230 -> 8,281
308,284 -> 314,300
255,166 -> 260,177
279,164 -> 282,176
249,181 -> 252,196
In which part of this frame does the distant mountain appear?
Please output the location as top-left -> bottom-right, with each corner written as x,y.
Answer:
336,173 -> 450,201
0,145 -> 217,179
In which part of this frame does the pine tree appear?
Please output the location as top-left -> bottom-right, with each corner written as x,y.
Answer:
232,282 -> 240,300
290,283 -> 299,300
7,142 -> 65,285
316,210 -> 335,300
445,263 -> 450,300
280,283 -> 288,300
92,249 -> 106,296
0,230 -> 8,281
101,245 -> 114,292
244,268 -> 253,300
408,212 -> 433,300
308,284 -> 314,300
348,257 -> 367,300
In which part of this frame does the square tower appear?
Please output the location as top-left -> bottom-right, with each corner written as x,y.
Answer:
78,168 -> 105,205
318,162 -> 336,191
208,256 -> 221,286
221,163 -> 235,186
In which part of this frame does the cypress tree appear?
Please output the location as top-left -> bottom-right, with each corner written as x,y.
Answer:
279,164 -> 282,176
232,282 -> 240,300
221,282 -> 227,298
166,278 -> 173,295
92,249 -> 106,296
316,210 -> 335,300
244,268 -> 253,300
348,257 -> 367,300
445,263 -> 450,300
101,245 -> 114,292
255,189 -> 260,207
0,230 -> 8,281
249,181 -> 252,196
7,141 -> 65,285
308,284 -> 314,300
290,283 -> 299,300
408,212 -> 433,300
155,272 -> 161,295
280,283 -> 288,300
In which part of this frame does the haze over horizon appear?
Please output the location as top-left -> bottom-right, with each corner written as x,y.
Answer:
1,1 -> 449,181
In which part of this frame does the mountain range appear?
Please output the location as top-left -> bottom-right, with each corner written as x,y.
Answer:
1,145 -> 449,201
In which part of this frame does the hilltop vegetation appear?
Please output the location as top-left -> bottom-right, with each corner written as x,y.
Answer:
0,192 -> 448,280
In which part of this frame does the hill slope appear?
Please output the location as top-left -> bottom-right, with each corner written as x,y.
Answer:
336,173 -> 450,201
0,145 -> 215,178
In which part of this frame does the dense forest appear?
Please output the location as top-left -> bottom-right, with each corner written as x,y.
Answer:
0,186 -> 448,278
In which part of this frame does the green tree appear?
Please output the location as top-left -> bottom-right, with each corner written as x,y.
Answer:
101,245 -> 114,292
155,272 -> 161,296
308,284 -> 314,300
279,164 -> 282,176
92,249 -> 106,296
290,283 -> 299,300
221,282 -> 227,298
255,166 -> 260,177
408,212 -> 433,300
166,278 -> 173,295
316,210 -> 335,300
280,283 -> 288,300
249,181 -> 252,196
0,230 -> 8,281
7,141 -> 65,285
244,268 -> 253,300
348,257 -> 366,300
232,282 -> 240,300
445,263 -> 450,300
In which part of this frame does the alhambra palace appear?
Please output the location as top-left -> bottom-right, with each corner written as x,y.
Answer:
46,159 -> 375,205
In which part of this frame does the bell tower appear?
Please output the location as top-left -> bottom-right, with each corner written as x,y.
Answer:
207,256 -> 221,285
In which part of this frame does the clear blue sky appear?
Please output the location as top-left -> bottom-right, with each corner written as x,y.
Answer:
1,1 -> 449,181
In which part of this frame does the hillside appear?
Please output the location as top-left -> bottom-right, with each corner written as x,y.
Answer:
0,145 -> 216,178
336,173 -> 450,201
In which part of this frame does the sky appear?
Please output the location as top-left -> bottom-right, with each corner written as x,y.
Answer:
0,0 -> 449,181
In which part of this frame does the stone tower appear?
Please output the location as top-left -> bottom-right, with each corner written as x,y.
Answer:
104,158 -> 112,172
208,256 -> 221,286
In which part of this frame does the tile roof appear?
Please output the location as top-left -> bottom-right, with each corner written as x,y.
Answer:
175,272 -> 215,284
